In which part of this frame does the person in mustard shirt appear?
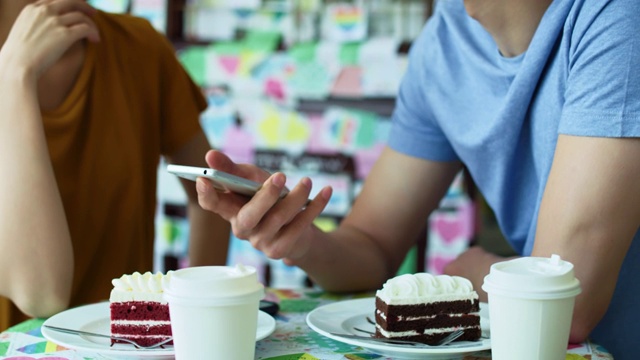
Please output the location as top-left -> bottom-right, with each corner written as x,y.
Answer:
0,0 -> 231,329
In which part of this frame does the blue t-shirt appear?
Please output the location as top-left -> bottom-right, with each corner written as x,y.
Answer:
388,0 -> 640,357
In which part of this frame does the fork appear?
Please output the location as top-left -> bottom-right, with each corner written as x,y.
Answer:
330,329 -> 465,347
329,333 -> 434,347
351,322 -> 465,347
437,329 -> 465,345
43,325 -> 173,349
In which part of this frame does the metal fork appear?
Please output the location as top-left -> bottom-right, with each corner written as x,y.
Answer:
331,329 -> 465,347
330,332 -> 435,347
437,329 -> 465,345
43,325 -> 173,349
358,317 -> 466,346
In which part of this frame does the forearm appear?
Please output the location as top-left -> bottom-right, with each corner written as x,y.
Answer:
288,225 -> 401,293
0,68 -> 73,317
195,148 -> 460,293
443,246 -> 517,302
187,202 -> 231,266
534,210 -> 633,343
292,151 -> 459,292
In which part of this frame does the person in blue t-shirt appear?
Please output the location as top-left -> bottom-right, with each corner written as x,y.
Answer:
195,0 -> 640,357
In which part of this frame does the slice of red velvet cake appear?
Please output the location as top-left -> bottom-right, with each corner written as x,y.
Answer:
109,271 -> 174,347
374,273 -> 481,345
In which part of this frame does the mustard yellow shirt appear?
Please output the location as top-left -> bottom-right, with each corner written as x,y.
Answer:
1,11 -> 206,327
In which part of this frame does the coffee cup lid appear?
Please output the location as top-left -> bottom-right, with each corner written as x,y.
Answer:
164,264 -> 264,303
482,254 -> 581,299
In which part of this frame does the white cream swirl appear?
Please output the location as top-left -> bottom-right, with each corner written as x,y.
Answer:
109,271 -> 173,302
376,273 -> 478,305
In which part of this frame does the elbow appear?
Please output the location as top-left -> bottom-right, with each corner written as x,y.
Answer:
11,274 -> 73,319
569,322 -> 590,344
568,308 -> 599,344
15,288 -> 71,319
25,300 -> 69,319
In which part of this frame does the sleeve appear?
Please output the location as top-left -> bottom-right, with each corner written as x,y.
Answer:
559,0 -> 640,137
387,9 -> 459,162
155,34 -> 209,155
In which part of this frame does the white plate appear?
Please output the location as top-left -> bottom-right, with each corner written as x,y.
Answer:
42,302 -> 276,359
306,298 -> 491,360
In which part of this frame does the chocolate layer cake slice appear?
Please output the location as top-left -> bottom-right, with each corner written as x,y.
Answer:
374,273 -> 481,345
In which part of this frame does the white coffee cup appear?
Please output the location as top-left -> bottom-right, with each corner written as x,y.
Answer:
482,254 -> 581,360
164,264 -> 264,360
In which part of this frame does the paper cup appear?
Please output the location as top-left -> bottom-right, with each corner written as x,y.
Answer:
482,255 -> 581,360
164,265 -> 264,360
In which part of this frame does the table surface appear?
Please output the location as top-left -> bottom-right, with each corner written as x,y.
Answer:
0,288 -> 613,360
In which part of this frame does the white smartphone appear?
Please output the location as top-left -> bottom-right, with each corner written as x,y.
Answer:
167,164 -> 288,198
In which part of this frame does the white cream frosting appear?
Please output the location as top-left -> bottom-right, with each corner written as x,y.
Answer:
111,320 -> 171,325
109,271 -> 173,303
376,309 -> 471,321
376,273 -> 478,305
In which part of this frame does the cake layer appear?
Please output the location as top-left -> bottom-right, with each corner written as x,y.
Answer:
375,312 -> 480,332
111,323 -> 172,336
110,301 -> 170,321
375,297 -> 480,321
374,327 -> 482,345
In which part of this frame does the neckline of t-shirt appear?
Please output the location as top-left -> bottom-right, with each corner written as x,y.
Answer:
496,49 -> 526,72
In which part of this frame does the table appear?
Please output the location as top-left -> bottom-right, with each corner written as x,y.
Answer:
0,288 -> 613,359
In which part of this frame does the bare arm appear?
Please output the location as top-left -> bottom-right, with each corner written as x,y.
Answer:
166,132 -> 231,266
0,60 -> 74,318
197,147 -> 461,292
443,246 -> 515,302
533,134 -> 640,342
445,135 -> 640,342
298,147 -> 461,291
0,1 -> 99,317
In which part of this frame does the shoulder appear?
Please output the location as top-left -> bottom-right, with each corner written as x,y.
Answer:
91,11 -> 181,79
93,11 -> 172,55
565,0 -> 640,38
561,0 -> 640,73
556,0 -> 640,137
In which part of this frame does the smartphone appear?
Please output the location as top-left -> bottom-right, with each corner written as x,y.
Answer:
167,164 -> 288,198
259,300 -> 280,316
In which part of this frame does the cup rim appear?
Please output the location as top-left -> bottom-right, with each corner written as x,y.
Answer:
164,286 -> 264,306
482,276 -> 581,299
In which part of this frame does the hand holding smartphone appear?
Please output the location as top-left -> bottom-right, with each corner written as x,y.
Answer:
167,164 -> 289,198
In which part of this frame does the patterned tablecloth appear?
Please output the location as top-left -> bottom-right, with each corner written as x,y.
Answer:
0,288 -> 613,360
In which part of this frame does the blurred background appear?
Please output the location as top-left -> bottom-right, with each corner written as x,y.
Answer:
87,0 -> 515,288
